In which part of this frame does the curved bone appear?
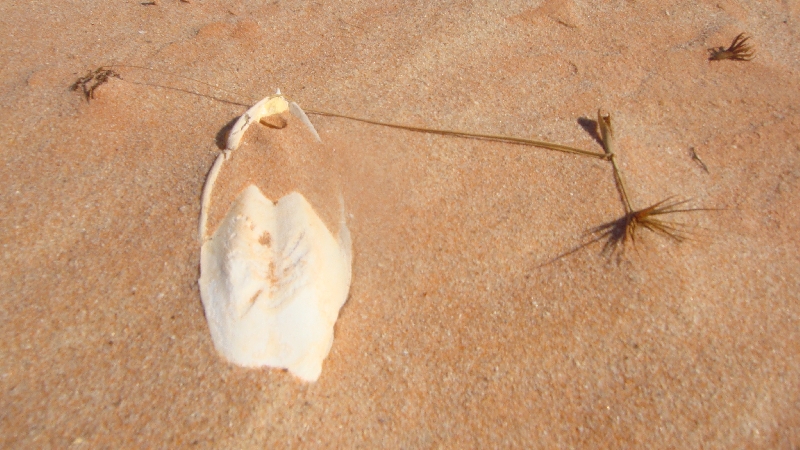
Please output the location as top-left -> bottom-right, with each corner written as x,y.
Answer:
226,93 -> 290,151
200,93 -> 323,243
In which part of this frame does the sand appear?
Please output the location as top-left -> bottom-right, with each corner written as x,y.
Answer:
2,0 -> 799,447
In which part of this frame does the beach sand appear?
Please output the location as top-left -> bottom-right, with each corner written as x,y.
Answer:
2,0 -> 799,447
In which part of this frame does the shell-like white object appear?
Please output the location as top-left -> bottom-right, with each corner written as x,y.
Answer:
200,186 -> 352,382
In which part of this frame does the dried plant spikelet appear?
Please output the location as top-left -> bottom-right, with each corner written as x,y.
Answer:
708,32 -> 755,61
590,198 -> 697,253
597,109 -> 614,155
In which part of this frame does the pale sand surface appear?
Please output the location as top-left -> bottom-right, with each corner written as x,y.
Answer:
2,0 -> 800,447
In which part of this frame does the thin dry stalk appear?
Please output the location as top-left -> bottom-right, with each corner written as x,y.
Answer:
598,109 -> 634,214
305,109 -> 609,160
72,65 -> 720,261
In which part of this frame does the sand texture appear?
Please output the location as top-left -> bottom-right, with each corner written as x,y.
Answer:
2,0 -> 800,448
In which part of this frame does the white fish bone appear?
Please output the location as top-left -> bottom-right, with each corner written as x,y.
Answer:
198,93 -> 350,382
200,187 -> 351,382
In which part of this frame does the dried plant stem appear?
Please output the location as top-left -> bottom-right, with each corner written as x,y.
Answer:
305,109 -> 609,160
85,65 -> 608,160
610,156 -> 634,213
598,109 -> 634,214
106,64 -> 251,105
75,64 -> 715,258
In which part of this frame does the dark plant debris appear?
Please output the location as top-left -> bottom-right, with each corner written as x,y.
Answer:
539,197 -> 721,267
70,67 -> 122,102
690,147 -> 709,173
709,33 -> 755,61
539,198 -> 717,266
590,197 -> 704,254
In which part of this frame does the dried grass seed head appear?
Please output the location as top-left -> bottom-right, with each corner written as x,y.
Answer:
709,33 -> 755,61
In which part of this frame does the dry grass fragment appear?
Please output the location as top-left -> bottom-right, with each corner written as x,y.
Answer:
690,147 -> 709,173
69,67 -> 121,102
